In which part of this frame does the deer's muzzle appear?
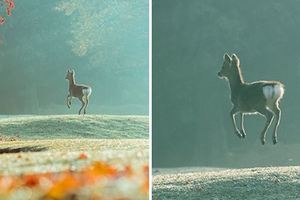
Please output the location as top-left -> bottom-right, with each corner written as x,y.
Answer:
217,71 -> 223,78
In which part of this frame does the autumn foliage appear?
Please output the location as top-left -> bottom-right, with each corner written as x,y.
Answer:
0,0 -> 14,25
0,157 -> 149,200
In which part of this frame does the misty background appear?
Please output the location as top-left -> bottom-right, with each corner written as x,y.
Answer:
153,0 -> 300,168
0,0 -> 148,115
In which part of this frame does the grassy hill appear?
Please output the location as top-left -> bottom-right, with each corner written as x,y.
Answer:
153,166 -> 300,200
0,115 -> 148,139
0,115 -> 149,174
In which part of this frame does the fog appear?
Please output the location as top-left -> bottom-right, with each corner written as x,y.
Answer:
153,0 -> 300,168
0,0 -> 148,115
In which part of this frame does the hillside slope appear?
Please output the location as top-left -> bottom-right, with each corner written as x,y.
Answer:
153,166 -> 300,200
0,115 -> 149,199
0,115 -> 148,139
0,115 -> 149,175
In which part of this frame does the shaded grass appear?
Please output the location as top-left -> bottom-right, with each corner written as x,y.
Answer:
0,146 -> 48,154
0,139 -> 148,152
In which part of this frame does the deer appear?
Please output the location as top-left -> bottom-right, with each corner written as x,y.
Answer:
217,53 -> 284,145
65,69 -> 92,115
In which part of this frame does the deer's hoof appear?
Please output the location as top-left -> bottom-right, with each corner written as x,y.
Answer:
273,137 -> 278,145
240,130 -> 246,138
261,139 -> 266,145
235,131 -> 243,139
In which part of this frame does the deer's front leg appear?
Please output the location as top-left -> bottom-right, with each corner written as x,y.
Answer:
67,94 -> 71,108
230,108 -> 242,138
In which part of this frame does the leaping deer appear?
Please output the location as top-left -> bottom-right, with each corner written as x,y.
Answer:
65,69 -> 92,115
217,53 -> 284,145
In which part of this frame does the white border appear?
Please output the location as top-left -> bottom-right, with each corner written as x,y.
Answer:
148,0 -> 152,198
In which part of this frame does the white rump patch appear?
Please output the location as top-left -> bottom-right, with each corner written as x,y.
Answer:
262,84 -> 284,102
262,86 -> 274,100
83,87 -> 92,97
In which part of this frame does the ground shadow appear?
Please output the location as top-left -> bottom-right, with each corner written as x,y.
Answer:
0,146 -> 48,154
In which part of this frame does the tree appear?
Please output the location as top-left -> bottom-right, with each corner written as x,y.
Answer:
54,0 -> 148,71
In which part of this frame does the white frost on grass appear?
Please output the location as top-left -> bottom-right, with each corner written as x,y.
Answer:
153,166 -> 300,200
0,115 -> 149,175
0,115 -> 149,199
0,143 -> 148,175
0,115 -> 148,139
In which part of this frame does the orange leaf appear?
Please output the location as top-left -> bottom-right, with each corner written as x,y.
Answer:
0,16 -> 5,25
9,1 -> 14,9
87,161 -> 118,177
142,165 -> 149,194
141,178 -> 149,194
46,173 -> 79,199
143,165 -> 149,176
6,7 -> 11,16
78,153 -> 88,160
122,165 -> 133,177
23,175 -> 39,187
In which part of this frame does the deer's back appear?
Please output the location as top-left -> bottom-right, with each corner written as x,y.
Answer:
70,84 -> 91,98
235,81 -> 284,112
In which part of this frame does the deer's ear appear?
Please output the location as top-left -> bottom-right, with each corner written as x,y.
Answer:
223,53 -> 231,62
231,54 -> 240,66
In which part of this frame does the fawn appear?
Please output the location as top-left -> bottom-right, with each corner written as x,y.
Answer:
65,69 -> 92,115
218,53 -> 284,145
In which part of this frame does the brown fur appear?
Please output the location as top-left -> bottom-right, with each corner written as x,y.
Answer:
218,53 -> 284,145
65,69 -> 92,115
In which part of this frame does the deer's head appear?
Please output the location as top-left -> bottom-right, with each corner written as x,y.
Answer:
65,69 -> 74,80
218,53 -> 240,79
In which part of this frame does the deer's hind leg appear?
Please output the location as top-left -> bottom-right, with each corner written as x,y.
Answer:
257,107 -> 274,145
270,102 -> 281,144
239,113 -> 246,138
78,97 -> 85,115
83,96 -> 89,115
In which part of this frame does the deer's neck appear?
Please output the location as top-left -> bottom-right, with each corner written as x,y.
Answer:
69,76 -> 76,89
228,68 -> 244,99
